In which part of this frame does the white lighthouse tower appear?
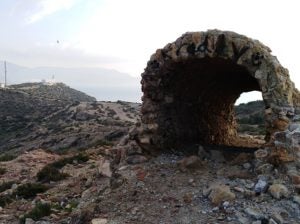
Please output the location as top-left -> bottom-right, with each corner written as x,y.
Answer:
42,75 -> 56,86
48,75 -> 56,85
0,61 -> 7,88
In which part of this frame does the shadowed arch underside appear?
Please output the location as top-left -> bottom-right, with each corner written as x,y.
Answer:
135,30 -> 299,153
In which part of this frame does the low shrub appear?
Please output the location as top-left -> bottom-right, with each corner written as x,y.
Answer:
37,165 -> 69,182
14,183 -> 49,199
0,167 -> 7,175
0,181 -> 15,193
19,203 -> 51,224
51,153 -> 89,169
65,199 -> 79,212
0,154 -> 17,162
92,139 -> 113,147
36,153 -> 89,182
0,194 -> 13,207
0,182 -> 49,208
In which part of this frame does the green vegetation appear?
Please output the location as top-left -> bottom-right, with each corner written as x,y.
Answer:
51,199 -> 78,213
36,165 -> 69,182
92,139 -> 113,147
237,113 -> 264,125
0,167 -> 7,175
0,194 -> 13,207
51,153 -> 89,168
235,100 -> 264,115
0,182 -> 48,208
0,153 -> 17,162
0,181 -> 16,193
235,100 -> 265,135
14,183 -> 49,199
65,200 -> 79,212
37,153 -> 89,182
89,164 -> 96,169
0,83 -> 97,153
19,203 -> 51,224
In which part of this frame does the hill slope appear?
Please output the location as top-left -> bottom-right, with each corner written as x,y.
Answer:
235,100 -> 265,135
1,95 -> 298,224
9,82 -> 96,102
0,83 -> 140,154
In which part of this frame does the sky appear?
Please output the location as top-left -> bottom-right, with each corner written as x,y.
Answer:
0,0 -> 299,103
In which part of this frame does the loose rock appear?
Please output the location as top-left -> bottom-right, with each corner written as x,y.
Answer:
252,221 -> 262,224
290,174 -> 300,185
25,219 -> 35,224
208,184 -> 235,205
271,213 -> 284,224
97,160 -> 112,178
293,195 -> 300,205
268,219 -> 278,224
255,163 -> 274,174
178,155 -> 202,171
254,149 -> 268,161
268,184 -> 289,199
244,207 -> 266,220
243,163 -> 252,170
288,123 -> 300,132
254,179 -> 268,194
91,218 -> 108,224
197,145 -> 210,160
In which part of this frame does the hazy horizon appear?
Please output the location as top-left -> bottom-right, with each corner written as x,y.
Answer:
1,60 -> 263,104
0,60 -> 141,102
0,0 -> 298,104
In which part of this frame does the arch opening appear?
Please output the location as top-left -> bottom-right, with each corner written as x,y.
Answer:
234,91 -> 266,136
235,92 -> 266,146
235,91 -> 263,106
158,57 -> 262,149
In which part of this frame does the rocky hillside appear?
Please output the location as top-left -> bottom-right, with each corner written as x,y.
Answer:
0,83 -> 140,154
235,100 -> 264,124
0,84 -> 265,155
235,100 -> 265,135
0,90 -> 299,223
9,82 -> 96,102
0,146 -> 299,223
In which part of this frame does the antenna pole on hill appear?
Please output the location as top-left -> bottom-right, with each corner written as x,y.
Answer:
4,61 -> 7,87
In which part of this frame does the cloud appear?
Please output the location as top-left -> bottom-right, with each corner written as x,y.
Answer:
75,0 -> 300,85
26,0 -> 77,24
0,43 -> 126,69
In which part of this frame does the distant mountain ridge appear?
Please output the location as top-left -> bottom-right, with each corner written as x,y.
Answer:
0,61 -> 141,102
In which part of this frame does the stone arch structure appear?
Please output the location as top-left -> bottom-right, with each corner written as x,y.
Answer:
135,30 -> 300,153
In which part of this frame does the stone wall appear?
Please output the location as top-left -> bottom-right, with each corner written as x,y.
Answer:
134,29 -> 300,153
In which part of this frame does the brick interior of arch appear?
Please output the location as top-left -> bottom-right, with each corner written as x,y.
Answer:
160,57 -> 261,148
